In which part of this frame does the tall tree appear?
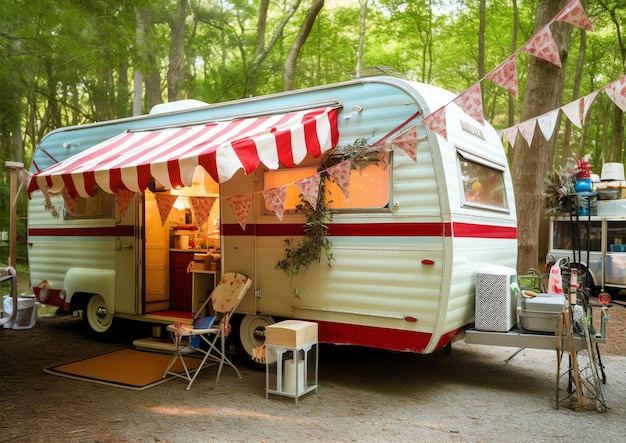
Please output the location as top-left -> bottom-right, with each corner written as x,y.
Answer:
168,0 -> 189,101
597,0 -> 625,163
513,0 -> 573,273
284,0 -> 325,91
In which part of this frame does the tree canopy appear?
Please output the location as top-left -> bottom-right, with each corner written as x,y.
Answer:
1,0 -> 625,267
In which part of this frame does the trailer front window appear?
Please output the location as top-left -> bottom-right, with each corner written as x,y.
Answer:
458,150 -> 507,211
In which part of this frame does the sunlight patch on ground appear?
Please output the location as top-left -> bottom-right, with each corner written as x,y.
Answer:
145,405 -> 310,424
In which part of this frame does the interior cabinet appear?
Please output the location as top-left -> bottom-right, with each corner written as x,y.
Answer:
169,251 -> 194,311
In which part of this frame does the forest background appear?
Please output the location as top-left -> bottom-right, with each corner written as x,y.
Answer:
0,0 -> 625,275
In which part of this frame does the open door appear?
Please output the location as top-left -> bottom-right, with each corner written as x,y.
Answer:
143,191 -> 170,312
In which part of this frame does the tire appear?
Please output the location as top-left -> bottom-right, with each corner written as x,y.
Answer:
82,294 -> 116,340
231,314 -> 275,371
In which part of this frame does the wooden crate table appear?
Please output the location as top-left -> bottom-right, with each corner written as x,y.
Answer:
265,320 -> 318,404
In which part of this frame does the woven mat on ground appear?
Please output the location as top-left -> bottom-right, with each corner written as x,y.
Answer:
44,348 -> 204,390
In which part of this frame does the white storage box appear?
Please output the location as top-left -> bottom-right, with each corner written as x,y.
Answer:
519,294 -> 565,333
3,295 -> 38,330
265,320 -> 318,348
601,163 -> 625,181
475,265 -> 517,332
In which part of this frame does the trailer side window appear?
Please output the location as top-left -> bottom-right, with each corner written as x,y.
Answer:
552,220 -> 601,251
64,187 -> 115,219
263,162 -> 390,213
458,151 -> 507,210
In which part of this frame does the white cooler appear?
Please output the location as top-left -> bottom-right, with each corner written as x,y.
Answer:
3,295 -> 38,329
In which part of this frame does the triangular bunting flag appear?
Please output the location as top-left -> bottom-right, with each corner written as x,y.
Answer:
503,126 -> 519,147
554,0 -> 592,31
391,126 -> 418,161
520,25 -> 562,68
422,107 -> 448,140
518,118 -> 537,147
154,194 -> 178,226
537,109 -> 560,141
296,174 -> 321,210
326,160 -> 352,200
372,136 -> 392,151
485,55 -> 519,98
226,194 -> 253,230
262,186 -> 287,221
190,196 -> 217,230
115,189 -> 134,220
561,99 -> 583,129
61,188 -> 78,216
605,75 -> 626,112
453,83 -> 485,125
580,90 -> 599,125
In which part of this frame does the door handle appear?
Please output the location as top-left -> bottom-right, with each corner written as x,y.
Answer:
116,238 -> 134,250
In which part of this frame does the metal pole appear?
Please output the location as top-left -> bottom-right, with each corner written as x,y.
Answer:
5,161 -> 24,269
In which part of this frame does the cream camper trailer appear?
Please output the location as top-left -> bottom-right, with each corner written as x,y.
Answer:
27,77 -> 517,366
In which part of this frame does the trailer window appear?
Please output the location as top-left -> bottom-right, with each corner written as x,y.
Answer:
552,220 -> 601,251
458,152 -> 507,210
64,187 -> 115,219
264,163 -> 390,212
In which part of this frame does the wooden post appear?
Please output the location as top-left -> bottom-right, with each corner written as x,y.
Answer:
5,161 -> 24,269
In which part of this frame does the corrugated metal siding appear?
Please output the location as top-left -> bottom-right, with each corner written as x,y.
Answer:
27,193 -> 116,289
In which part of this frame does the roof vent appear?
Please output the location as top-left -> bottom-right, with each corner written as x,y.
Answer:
149,99 -> 210,115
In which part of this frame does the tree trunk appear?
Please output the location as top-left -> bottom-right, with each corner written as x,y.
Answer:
561,30 -> 586,167
135,7 -> 162,114
478,0 -> 486,80
598,0 -> 626,163
246,0 -> 302,96
505,0 -> 518,165
512,0 -> 572,274
168,0 -> 189,102
355,0 -> 368,78
284,0 -> 325,91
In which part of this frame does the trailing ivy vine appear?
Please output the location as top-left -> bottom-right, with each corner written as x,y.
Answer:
275,138 -> 383,285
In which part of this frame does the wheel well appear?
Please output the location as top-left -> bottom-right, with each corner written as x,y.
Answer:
69,292 -> 98,312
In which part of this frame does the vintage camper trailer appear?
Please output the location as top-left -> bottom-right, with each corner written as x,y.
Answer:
27,77 -> 517,366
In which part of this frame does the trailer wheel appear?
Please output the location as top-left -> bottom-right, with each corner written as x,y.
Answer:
83,294 -> 115,339
231,314 -> 275,371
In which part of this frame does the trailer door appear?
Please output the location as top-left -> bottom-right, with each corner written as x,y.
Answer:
114,194 -> 138,314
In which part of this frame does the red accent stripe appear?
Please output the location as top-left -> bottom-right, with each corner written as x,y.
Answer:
316,320 -> 432,353
28,226 -> 135,237
223,221 -> 516,239
29,222 -> 515,240
452,222 -> 517,239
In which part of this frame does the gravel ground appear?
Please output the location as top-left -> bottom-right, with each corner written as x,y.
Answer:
1,314 -> 626,442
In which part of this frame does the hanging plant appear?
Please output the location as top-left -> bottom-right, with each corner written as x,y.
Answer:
275,174 -> 333,277
275,138 -> 384,281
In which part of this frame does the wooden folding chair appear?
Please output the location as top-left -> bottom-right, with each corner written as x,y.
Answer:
163,272 -> 252,390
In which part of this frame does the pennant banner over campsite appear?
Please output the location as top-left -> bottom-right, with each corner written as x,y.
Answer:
422,0 -> 596,143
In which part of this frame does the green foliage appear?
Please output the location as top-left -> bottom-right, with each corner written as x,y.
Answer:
275,138 -> 380,280
275,176 -> 334,278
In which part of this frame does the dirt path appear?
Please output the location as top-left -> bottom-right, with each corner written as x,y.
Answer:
1,303 -> 625,442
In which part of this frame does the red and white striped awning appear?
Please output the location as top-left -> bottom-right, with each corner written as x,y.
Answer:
29,106 -> 339,197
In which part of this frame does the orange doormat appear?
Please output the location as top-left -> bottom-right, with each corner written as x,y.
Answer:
44,348 -> 205,390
